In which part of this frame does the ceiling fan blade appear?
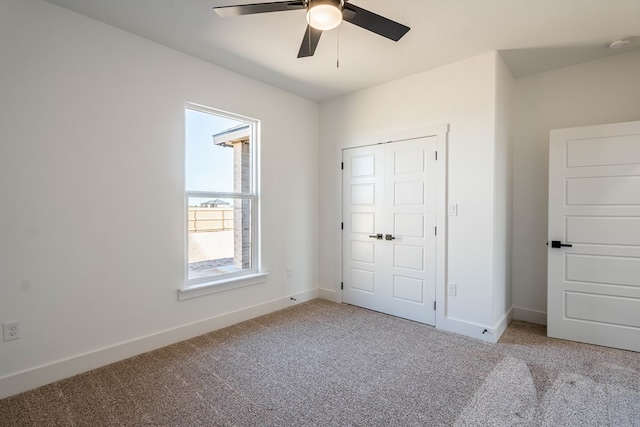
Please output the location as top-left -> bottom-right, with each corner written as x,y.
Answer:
214,1 -> 304,17
343,3 -> 410,41
297,25 -> 323,58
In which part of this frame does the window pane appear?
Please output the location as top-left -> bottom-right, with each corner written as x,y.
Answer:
186,108 -> 252,193
188,197 -> 252,280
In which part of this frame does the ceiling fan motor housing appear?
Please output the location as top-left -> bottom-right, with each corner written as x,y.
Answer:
306,0 -> 344,9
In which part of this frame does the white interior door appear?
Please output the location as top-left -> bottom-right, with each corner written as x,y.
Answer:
342,144 -> 386,315
343,137 -> 437,325
548,120 -> 640,352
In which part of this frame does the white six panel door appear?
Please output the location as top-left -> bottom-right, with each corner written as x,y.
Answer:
343,137 -> 437,325
548,120 -> 640,352
342,144 -> 386,314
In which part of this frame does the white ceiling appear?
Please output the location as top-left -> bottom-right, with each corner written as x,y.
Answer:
45,0 -> 640,102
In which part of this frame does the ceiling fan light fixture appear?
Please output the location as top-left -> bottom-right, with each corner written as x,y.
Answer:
306,0 -> 343,31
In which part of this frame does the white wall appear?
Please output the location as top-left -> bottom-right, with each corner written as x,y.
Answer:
0,0 -> 319,398
319,52 -> 509,338
512,50 -> 640,323
493,53 -> 514,326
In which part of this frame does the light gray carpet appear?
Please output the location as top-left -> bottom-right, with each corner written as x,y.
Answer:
1,299 -> 639,426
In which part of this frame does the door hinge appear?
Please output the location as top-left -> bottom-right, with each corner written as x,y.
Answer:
433,301 -> 436,311
341,162 -> 344,170
341,282 -> 344,290
341,222 -> 344,230
435,151 -> 438,160
434,226 -> 437,236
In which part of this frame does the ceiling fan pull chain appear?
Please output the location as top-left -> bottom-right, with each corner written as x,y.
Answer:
336,26 -> 340,68
307,1 -> 311,54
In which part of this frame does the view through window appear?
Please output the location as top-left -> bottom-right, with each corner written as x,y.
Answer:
185,104 -> 257,284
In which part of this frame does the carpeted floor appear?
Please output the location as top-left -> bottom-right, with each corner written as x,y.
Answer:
1,299 -> 639,426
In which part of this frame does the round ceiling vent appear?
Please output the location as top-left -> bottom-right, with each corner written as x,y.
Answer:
608,37 -> 631,49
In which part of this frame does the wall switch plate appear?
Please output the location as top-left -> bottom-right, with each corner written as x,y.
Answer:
448,203 -> 458,216
447,283 -> 457,296
286,267 -> 292,279
3,321 -> 20,341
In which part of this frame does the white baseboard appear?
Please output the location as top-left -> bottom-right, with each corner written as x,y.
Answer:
494,308 -> 514,340
513,306 -> 547,325
319,287 -> 340,302
0,288 -> 319,400
437,308 -> 513,344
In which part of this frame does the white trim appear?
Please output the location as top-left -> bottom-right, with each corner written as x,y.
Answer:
178,272 -> 269,301
513,306 -> 547,325
494,307 -> 514,340
335,147 -> 344,303
0,288 -> 319,400
439,308 -> 513,344
433,126 -> 449,332
319,287 -> 339,302
337,124 -> 450,150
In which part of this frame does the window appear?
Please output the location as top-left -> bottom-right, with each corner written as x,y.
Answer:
183,103 -> 262,293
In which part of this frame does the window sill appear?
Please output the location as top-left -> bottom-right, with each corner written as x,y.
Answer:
178,272 -> 268,301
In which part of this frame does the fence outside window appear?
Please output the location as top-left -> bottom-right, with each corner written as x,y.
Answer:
188,207 -> 234,232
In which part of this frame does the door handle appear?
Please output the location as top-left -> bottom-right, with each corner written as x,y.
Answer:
550,240 -> 572,248
369,234 -> 383,240
385,234 -> 396,241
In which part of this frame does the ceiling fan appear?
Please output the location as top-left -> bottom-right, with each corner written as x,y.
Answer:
213,0 -> 410,58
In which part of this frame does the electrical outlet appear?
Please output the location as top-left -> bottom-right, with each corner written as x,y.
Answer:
447,283 -> 457,297
286,267 -> 293,278
3,321 -> 20,341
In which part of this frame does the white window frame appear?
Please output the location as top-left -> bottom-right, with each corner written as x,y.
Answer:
179,102 -> 266,300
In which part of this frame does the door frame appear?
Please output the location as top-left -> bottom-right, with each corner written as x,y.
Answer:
335,124 -> 449,327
